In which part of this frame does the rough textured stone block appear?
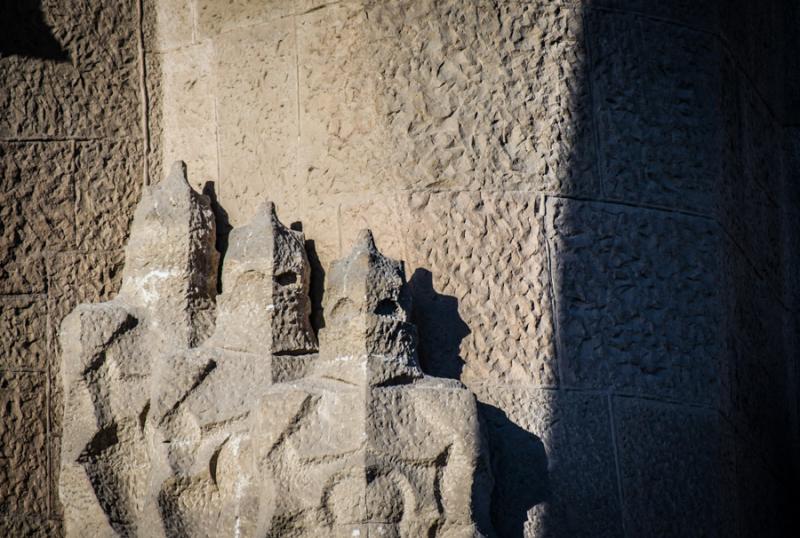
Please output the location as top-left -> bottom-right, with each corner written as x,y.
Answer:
0,142 -> 75,294
59,184 -> 493,535
75,140 -> 143,252
0,296 -> 48,371
0,0 -> 140,138
475,386 -> 624,538
337,194 -> 409,265
588,10 -> 721,212
145,52 -> 164,186
195,0 -> 296,39
406,192 -> 556,386
299,0 -> 598,196
296,0 -> 385,197
613,398 -> 736,538
215,22 -> 298,225
546,198 -> 723,403
0,371 -> 48,518
159,43 -> 219,190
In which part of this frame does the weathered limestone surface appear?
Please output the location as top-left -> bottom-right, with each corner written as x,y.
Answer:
0,1 -> 141,139
0,1 -> 146,533
59,165 -> 492,537
2,0 -> 797,535
545,198 -> 723,405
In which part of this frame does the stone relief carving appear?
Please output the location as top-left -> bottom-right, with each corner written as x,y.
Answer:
59,162 -> 494,537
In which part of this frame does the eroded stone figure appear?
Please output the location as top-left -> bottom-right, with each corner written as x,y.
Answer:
59,162 -> 493,537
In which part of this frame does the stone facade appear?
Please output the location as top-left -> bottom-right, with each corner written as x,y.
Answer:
2,0 -> 799,536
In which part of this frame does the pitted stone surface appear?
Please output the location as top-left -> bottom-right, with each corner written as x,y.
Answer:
0,0 -> 141,139
0,141 -> 74,294
545,197 -> 723,404
0,372 -> 49,519
60,162 -> 220,537
588,9 -> 721,213
406,192 -> 556,387
0,296 -> 48,370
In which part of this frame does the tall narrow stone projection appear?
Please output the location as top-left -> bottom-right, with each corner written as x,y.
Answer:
59,163 -> 491,537
59,162 -> 218,537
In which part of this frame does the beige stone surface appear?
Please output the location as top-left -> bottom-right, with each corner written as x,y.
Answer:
143,0 -> 195,52
214,21 -> 298,224
0,0 -> 141,139
406,191 -> 557,387
195,0 -> 296,39
159,44 -> 219,190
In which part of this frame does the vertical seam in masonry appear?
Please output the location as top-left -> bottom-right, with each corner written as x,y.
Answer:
607,393 -> 628,537
541,194 -> 563,387
137,0 -> 151,185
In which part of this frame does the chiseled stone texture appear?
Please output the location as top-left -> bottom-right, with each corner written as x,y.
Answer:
0,142 -> 75,294
0,371 -> 49,519
613,397 -> 736,538
0,296 -> 48,371
75,140 -> 144,252
195,0 -> 295,39
406,192 -> 556,387
476,385 -> 623,538
158,43 -> 219,190
0,0 -> 141,139
587,9 -> 721,213
299,0 -> 598,197
546,198 -> 723,404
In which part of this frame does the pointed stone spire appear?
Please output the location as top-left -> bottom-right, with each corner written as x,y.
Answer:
117,160 -> 218,347
317,229 -> 421,385
210,200 -> 316,355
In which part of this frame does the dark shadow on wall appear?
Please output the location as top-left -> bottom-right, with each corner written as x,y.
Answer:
408,267 -> 549,536
304,239 -> 326,334
202,182 -> 231,294
480,402 -> 550,537
408,268 -> 469,379
0,0 -> 69,61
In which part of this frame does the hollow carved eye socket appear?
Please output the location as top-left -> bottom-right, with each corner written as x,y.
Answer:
275,271 -> 298,286
374,298 -> 400,317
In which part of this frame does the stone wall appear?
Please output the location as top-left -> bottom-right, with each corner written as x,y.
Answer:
147,1 -> 799,536
0,0 -> 148,534
2,0 -> 798,535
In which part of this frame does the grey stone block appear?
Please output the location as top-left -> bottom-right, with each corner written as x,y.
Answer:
587,9 -> 721,212
546,197 -> 724,404
613,397 -> 736,538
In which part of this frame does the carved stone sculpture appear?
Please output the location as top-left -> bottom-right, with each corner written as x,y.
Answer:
59,162 -> 493,537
